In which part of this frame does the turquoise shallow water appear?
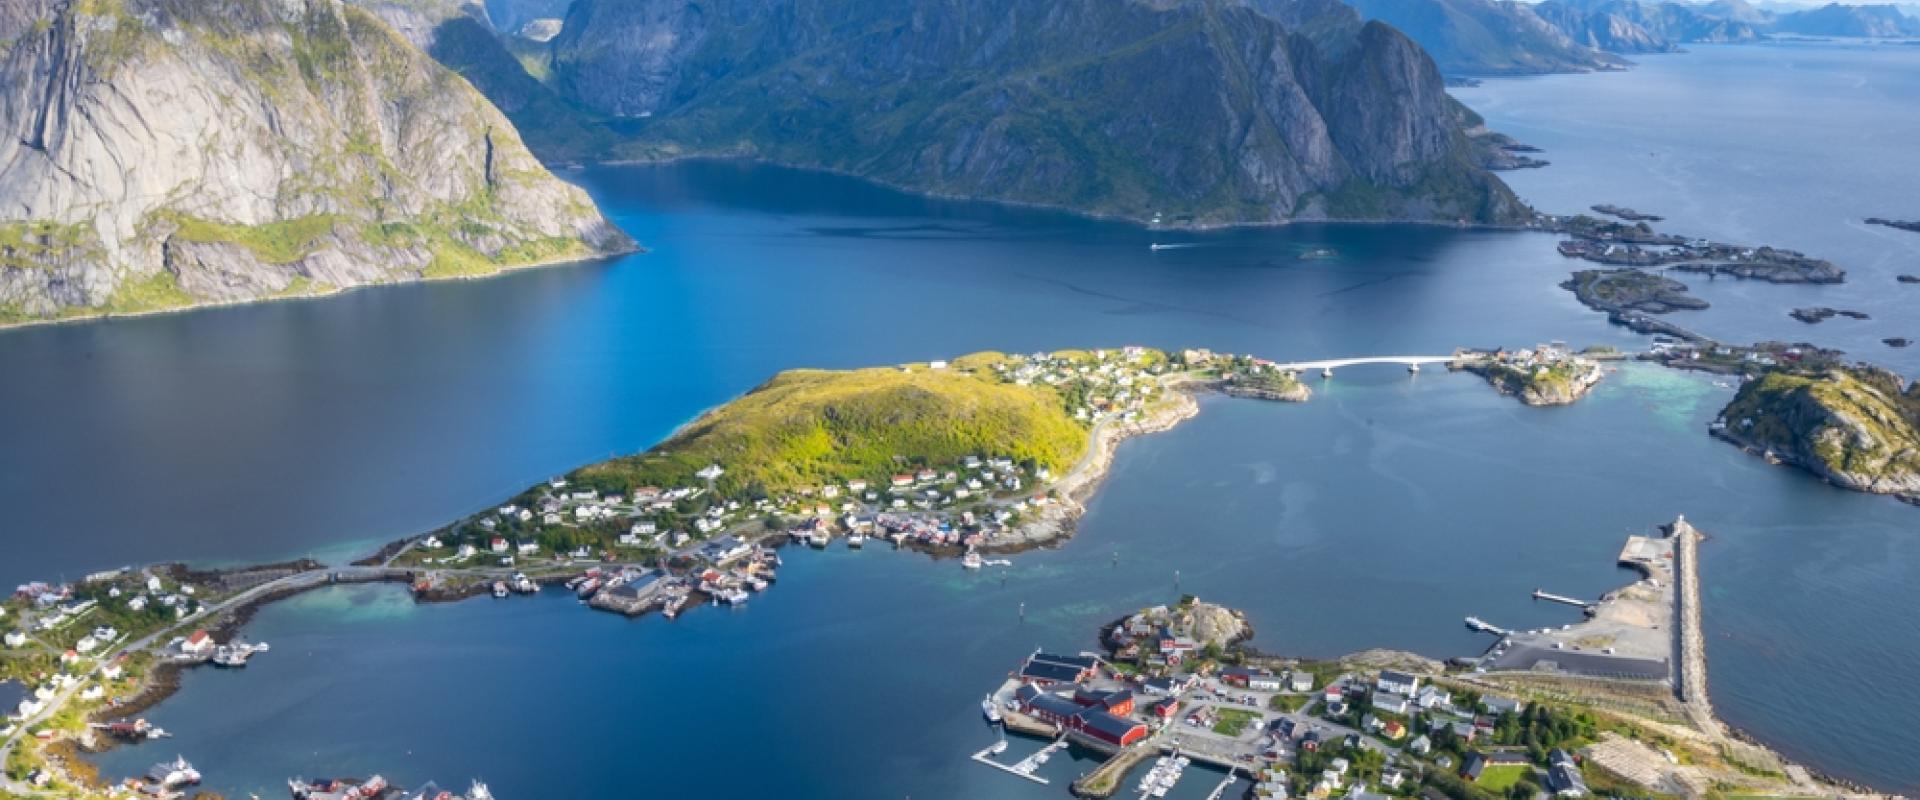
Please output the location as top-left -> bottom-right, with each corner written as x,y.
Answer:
0,39 -> 1912,796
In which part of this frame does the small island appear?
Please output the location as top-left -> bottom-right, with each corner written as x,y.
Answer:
1549,214 -> 1845,284
1560,268 -> 1709,315
1789,307 -> 1871,324
1590,203 -> 1663,222
1712,365 -> 1920,505
1454,345 -> 1609,406
1866,217 -> 1920,234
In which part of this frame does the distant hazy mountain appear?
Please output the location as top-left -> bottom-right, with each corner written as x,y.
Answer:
0,0 -> 628,325
1534,0 -> 1764,53
1344,0 -> 1626,74
529,0 -> 1523,226
1772,2 -> 1920,36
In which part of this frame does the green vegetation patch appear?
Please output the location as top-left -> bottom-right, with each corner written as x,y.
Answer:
571,359 -> 1090,499
1474,764 -> 1531,793
1211,707 -> 1260,737
1721,368 -> 1920,482
0,221 -> 100,271
166,213 -> 346,265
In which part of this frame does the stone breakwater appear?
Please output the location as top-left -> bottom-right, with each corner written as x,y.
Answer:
1672,518 -> 1712,731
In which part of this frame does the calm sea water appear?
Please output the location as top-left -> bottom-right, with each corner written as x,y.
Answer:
0,40 -> 1910,795
1455,40 -> 1920,369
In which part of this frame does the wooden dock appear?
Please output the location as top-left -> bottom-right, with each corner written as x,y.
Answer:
971,738 -> 1065,785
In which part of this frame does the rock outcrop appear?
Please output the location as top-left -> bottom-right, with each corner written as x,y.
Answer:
538,0 -> 1524,226
0,0 -> 630,325
1715,367 -> 1920,503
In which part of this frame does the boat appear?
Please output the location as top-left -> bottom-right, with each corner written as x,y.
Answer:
962,549 -> 984,570
491,581 -> 508,598
211,645 -> 254,668
847,532 -> 866,548
148,756 -> 201,788
809,530 -> 830,548
990,739 -> 1008,756
575,577 -> 602,599
253,642 -> 270,653
288,774 -> 387,800
721,588 -> 751,605
981,694 -> 1003,722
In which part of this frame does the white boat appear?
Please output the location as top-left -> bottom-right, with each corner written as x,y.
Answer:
962,549 -> 983,570
990,739 -> 1008,756
847,532 -> 866,548
981,694 -> 1002,722
149,756 -> 200,788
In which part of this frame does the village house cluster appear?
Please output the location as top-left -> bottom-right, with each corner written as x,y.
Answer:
408,348 -> 1187,581
986,604 -> 1600,800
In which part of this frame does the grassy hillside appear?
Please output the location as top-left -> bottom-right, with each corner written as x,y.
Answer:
1719,367 -> 1920,493
570,357 -> 1090,499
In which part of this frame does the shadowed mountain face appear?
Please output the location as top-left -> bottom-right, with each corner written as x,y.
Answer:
530,0 -> 1522,226
1343,0 -> 1627,74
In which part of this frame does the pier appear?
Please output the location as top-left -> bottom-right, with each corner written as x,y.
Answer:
1204,768 -> 1239,800
972,738 -> 1066,785
1464,615 -> 1510,636
1532,588 -> 1595,610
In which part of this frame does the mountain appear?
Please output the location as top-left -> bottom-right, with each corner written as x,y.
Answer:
1534,0 -> 1763,53
533,0 -> 1522,227
1343,0 -> 1627,74
1773,3 -> 1920,36
0,0 -> 629,325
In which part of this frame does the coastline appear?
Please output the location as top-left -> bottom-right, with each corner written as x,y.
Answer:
585,153 -> 1550,235
0,240 -> 643,333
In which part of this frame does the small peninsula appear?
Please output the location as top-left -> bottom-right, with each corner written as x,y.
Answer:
1713,366 -> 1920,504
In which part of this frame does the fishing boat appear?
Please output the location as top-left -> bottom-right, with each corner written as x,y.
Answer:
287,774 -> 386,799
990,739 -> 1008,756
148,756 -> 201,788
846,531 -> 866,548
491,581 -> 508,598
962,549 -> 984,570
981,694 -> 1002,722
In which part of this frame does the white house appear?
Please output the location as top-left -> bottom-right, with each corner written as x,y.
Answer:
516,541 -> 539,556
1376,670 -> 1419,696
1287,671 -> 1314,692
180,630 -> 214,656
3,631 -> 25,648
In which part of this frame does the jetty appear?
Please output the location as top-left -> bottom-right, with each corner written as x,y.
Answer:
972,738 -> 1066,785
1464,615 -> 1510,636
1531,588 -> 1595,611
1203,768 -> 1239,800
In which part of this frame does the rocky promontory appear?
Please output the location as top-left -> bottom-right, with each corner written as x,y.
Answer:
1217,367 -> 1313,403
1866,218 -> 1920,234
1714,366 -> 1920,504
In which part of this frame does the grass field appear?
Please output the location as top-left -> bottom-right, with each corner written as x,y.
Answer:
1211,707 -> 1261,737
1475,764 -> 1531,792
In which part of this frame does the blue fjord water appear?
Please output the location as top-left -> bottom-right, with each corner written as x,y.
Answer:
0,39 -> 1912,796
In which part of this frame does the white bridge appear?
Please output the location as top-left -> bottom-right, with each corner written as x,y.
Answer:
1265,355 -> 1463,376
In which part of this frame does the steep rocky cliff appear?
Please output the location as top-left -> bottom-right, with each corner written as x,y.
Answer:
1716,367 -> 1920,503
541,0 -> 1523,226
0,0 -> 629,325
